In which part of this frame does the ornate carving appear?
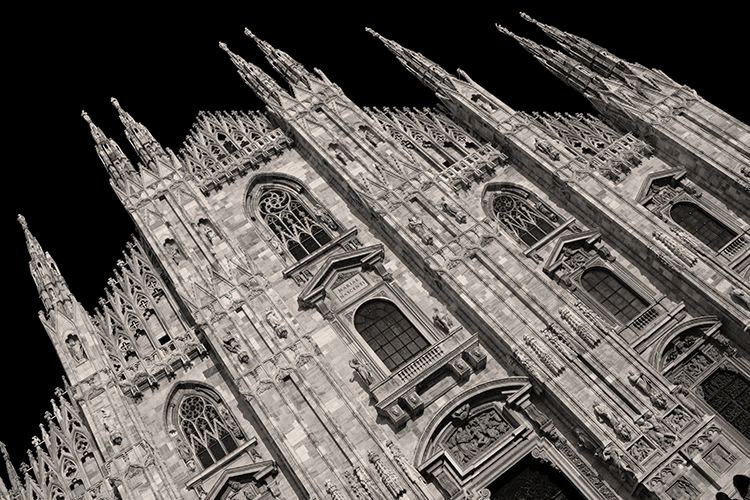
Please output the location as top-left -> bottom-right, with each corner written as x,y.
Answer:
534,138 -> 560,161
593,401 -> 631,441
666,477 -> 700,500
600,446 -> 635,481
408,216 -> 433,245
524,335 -> 565,375
730,287 -> 750,309
636,412 -> 675,450
628,437 -> 655,463
653,231 -> 697,267
551,436 -> 618,500
313,204 -> 339,231
542,325 -> 576,360
325,480 -> 346,500
66,334 -> 87,363
685,425 -> 721,454
163,239 -> 184,264
512,347 -> 541,380
223,334 -> 249,364
266,309 -> 289,339
349,358 -> 374,387
197,218 -> 220,244
219,406 -> 244,440
445,407 -> 511,464
368,451 -> 406,499
574,301 -> 612,334
559,308 -> 598,347
99,409 -> 122,446
386,440 -> 423,485
672,384 -> 702,416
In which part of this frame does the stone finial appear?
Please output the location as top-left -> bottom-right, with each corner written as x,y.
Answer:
110,97 -> 121,110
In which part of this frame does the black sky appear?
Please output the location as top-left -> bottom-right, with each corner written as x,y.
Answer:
3,2 -> 747,483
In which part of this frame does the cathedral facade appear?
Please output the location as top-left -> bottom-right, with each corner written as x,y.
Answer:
2,13 -> 749,500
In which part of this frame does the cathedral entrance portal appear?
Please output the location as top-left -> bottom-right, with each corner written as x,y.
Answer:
488,456 -> 585,500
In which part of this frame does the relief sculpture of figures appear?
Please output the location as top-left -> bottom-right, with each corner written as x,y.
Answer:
408,216 -> 433,245
99,409 -> 122,446
534,138 -> 560,161
433,308 -> 454,333
265,309 -> 288,339
313,204 -> 338,231
163,239 -> 184,264
635,412 -> 675,449
600,446 -> 634,481
593,401 -> 631,441
445,409 -> 511,463
65,334 -> 87,362
672,383 -> 702,416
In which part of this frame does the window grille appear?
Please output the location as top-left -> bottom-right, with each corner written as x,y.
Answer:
258,187 -> 332,261
491,193 -> 556,246
580,267 -> 648,324
354,300 -> 429,372
701,369 -> 750,440
670,202 -> 737,252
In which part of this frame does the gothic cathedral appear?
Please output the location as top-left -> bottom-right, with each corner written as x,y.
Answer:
3,13 -> 749,500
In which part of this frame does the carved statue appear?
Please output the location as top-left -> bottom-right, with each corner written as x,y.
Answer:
593,401 -> 631,441
432,308 -> 454,333
219,406 -> 244,440
446,409 -> 511,463
673,384 -> 701,416
627,370 -> 667,409
197,219 -> 219,244
66,335 -> 87,362
100,409 -> 122,446
268,238 -> 287,263
265,309 -> 288,339
349,359 -> 374,387
573,427 -> 597,451
600,446 -> 634,481
636,412 -> 675,449
440,196 -> 467,224
408,216 -> 433,245
223,335 -> 249,364
534,138 -> 560,161
730,287 -> 750,308
313,204 -> 338,231
163,239 -> 184,264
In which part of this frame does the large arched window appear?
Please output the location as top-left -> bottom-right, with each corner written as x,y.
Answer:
701,369 -> 750,440
170,385 -> 245,470
354,300 -> 429,371
490,189 -> 558,246
670,202 -> 737,252
257,186 -> 333,261
581,267 -> 648,324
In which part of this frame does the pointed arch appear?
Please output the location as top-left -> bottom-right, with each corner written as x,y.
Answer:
165,382 -> 246,471
482,184 -> 560,247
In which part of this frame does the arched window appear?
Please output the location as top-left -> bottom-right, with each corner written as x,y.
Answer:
354,300 -> 429,371
257,186 -> 333,261
581,267 -> 648,324
670,202 -> 737,252
171,386 -> 245,470
701,369 -> 750,440
491,190 -> 558,246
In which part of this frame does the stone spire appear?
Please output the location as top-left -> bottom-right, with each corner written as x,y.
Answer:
245,28 -> 313,89
366,27 -> 457,94
110,98 -> 171,177
0,441 -> 22,496
82,110 -> 139,191
219,41 -> 289,107
496,23 -> 612,97
18,215 -> 73,316
520,12 -> 663,92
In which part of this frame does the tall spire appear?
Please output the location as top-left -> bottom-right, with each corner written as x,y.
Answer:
18,215 -> 73,316
0,441 -> 22,495
110,98 -> 170,176
520,12 -> 662,91
82,110 -> 138,191
219,42 -> 289,107
496,23 -> 612,97
366,28 -> 457,94
244,29 -> 313,89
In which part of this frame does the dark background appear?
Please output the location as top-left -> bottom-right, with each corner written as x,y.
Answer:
3,2 -> 747,483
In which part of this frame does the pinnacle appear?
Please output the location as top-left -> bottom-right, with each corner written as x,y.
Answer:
111,96 -> 122,110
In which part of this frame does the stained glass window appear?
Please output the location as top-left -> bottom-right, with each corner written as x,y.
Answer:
701,369 -> 750,440
491,193 -> 557,246
178,394 -> 242,469
258,187 -> 332,261
581,267 -> 648,324
354,300 -> 429,372
671,202 -> 736,252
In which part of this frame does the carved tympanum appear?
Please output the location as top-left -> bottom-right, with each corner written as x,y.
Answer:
444,407 -> 511,464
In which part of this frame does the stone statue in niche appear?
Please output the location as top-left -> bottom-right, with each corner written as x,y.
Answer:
672,384 -> 701,416
66,334 -> 87,362
433,308 -> 454,333
268,238 -> 287,263
99,409 -> 122,446
313,204 -> 338,231
593,401 -> 631,442
534,138 -> 560,161
197,218 -> 220,245
535,201 -> 558,222
667,478 -> 700,500
174,436 -> 196,471
627,370 -> 667,409
445,409 -> 511,464
163,239 -> 184,264
265,309 -> 288,339
408,216 -> 433,245
635,412 -> 675,449
440,196 -> 467,224
349,359 -> 374,387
